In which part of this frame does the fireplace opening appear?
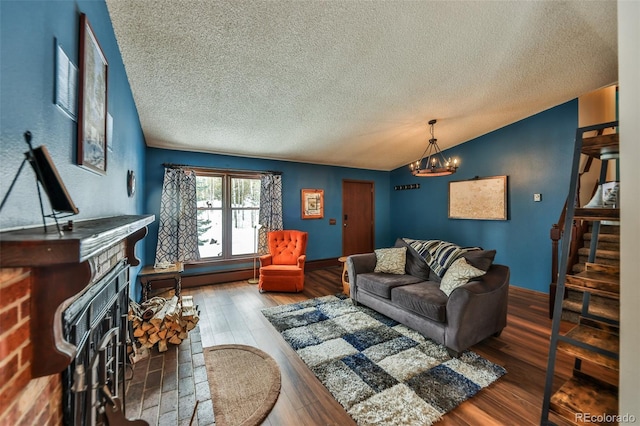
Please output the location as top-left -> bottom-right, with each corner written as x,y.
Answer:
62,260 -> 130,426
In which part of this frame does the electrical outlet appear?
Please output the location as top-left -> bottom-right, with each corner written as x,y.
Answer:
533,193 -> 542,202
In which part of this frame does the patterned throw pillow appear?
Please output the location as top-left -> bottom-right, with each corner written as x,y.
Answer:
374,247 -> 407,275
439,257 -> 486,296
403,238 -> 481,278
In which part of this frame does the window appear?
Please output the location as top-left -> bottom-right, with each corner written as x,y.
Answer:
195,171 -> 261,260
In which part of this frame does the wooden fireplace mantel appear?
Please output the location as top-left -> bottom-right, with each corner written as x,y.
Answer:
0,214 -> 154,378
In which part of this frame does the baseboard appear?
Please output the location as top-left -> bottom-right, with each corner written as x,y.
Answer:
306,258 -> 342,271
511,285 -> 549,296
173,257 -> 341,288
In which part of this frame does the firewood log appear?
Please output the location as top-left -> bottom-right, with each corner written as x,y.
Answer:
168,334 -> 182,345
150,296 -> 178,328
148,333 -> 161,345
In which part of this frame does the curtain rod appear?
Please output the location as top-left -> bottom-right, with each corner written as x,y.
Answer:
162,163 -> 282,175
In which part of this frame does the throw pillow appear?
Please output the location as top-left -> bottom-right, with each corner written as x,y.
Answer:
403,238 -> 481,278
462,249 -> 496,271
440,257 -> 486,296
394,238 -> 431,280
374,247 -> 407,275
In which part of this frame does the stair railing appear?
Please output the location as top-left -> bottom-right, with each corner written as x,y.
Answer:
548,130 -> 601,319
549,175 -> 599,318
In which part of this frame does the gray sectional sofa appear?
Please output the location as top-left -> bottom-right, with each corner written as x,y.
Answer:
346,239 -> 510,357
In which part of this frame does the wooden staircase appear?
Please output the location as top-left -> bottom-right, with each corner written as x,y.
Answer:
542,123 -> 620,425
562,226 -> 620,323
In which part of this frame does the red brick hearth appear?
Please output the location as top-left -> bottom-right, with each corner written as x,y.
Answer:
0,268 -> 63,425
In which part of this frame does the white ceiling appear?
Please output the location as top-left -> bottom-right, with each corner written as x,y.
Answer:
106,1 -> 618,171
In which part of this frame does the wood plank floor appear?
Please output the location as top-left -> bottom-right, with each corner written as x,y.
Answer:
183,267 -> 594,425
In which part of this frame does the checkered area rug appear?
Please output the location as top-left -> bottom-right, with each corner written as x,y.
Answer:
261,294 -> 506,426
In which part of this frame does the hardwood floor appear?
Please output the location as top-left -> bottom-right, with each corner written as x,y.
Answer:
183,267 -> 588,425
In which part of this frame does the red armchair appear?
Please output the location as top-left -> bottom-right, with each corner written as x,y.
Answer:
258,230 -> 308,292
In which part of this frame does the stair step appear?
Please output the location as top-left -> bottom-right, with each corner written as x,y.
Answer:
583,232 -> 620,243
577,258 -> 620,270
577,247 -> 620,261
562,298 -> 619,323
574,208 -> 620,221
583,241 -> 619,251
565,288 -> 619,307
565,271 -> 619,298
585,262 -> 620,274
583,233 -> 619,252
565,283 -> 619,300
558,318 -> 619,370
581,133 -> 619,158
550,372 -> 618,425
587,224 -> 620,235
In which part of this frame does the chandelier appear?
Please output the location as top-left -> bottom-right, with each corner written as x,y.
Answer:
409,119 -> 459,177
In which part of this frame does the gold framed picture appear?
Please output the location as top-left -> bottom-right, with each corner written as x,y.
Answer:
448,175 -> 507,220
301,189 -> 324,219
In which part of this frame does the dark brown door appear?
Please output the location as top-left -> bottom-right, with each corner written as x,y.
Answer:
342,180 -> 374,255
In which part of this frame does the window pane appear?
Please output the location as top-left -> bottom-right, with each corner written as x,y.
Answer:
197,209 -> 222,258
231,178 -> 260,208
196,175 -> 222,208
232,209 -> 259,255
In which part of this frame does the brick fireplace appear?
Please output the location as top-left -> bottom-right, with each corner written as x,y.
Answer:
0,215 -> 153,425
0,267 -> 62,424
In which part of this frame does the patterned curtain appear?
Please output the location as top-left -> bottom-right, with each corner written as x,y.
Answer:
154,168 -> 201,266
258,173 -> 283,253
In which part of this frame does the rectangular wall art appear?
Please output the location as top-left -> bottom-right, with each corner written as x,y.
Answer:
301,189 -> 324,219
449,175 -> 507,220
77,13 -> 108,174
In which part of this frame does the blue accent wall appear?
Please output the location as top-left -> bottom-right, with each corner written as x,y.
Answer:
1,0 -> 580,295
390,100 -> 578,292
0,1 -> 147,291
145,148 -> 391,269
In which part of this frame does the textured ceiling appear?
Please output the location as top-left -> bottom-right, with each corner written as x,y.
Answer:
106,1 -> 617,171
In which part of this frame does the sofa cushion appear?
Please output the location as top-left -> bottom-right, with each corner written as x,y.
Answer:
374,247 -> 407,274
357,272 -> 423,299
391,282 -> 448,323
260,265 -> 304,277
439,257 -> 486,296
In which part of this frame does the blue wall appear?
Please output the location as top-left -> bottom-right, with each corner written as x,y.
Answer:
1,1 -> 146,227
144,148 -> 391,269
0,0 -> 580,295
0,1 -> 147,288
390,100 -> 578,292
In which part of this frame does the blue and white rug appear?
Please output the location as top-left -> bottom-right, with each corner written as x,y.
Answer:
261,294 -> 506,426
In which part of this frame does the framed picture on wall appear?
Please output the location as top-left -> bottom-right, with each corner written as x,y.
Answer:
77,13 -> 108,174
448,175 -> 508,220
301,189 -> 324,219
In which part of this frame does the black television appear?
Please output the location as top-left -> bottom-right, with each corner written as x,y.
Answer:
27,145 -> 79,214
